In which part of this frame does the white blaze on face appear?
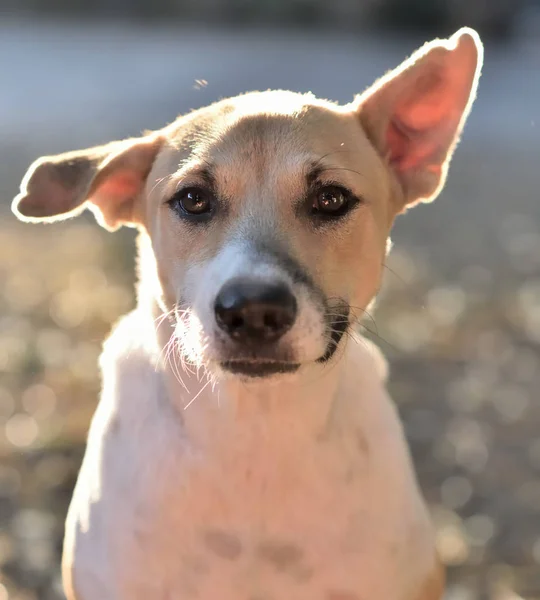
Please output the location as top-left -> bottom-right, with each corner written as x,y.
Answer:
175,240 -> 328,370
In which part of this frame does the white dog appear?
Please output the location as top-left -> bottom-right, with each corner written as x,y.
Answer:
13,28 -> 482,600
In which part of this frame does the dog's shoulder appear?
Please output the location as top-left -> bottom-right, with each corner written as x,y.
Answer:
100,309 -> 159,367
98,309 -> 164,411
410,555 -> 446,600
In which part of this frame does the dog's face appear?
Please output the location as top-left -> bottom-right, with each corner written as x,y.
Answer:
144,94 -> 393,377
13,29 -> 482,379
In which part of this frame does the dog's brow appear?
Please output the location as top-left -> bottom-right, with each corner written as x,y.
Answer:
305,165 -> 323,188
176,163 -> 217,189
198,166 -> 216,188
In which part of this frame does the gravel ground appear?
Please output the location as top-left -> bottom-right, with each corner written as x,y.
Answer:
0,20 -> 539,600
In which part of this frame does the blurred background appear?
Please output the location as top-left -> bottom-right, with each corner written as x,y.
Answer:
0,0 -> 539,598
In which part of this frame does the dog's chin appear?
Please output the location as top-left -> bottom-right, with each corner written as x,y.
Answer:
220,360 -> 300,379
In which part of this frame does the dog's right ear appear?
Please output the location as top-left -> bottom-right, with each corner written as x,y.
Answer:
12,133 -> 164,231
354,27 -> 482,211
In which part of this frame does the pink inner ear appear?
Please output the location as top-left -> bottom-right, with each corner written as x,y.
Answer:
385,66 -> 466,173
386,120 -> 444,174
91,170 -> 142,206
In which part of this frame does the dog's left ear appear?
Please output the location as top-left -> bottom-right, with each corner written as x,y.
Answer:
12,133 -> 164,231
355,27 -> 483,210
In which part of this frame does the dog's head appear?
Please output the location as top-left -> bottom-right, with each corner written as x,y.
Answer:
13,29 -> 482,380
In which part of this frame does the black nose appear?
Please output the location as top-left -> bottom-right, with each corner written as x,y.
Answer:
214,278 -> 297,343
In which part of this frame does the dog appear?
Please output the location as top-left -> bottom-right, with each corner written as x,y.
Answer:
12,28 -> 482,600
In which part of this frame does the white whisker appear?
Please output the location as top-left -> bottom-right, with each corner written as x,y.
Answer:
183,377 -> 212,410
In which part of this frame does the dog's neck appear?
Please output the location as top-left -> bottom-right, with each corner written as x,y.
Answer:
170,331 -> 343,450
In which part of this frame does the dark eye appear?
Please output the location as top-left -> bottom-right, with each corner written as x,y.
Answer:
312,185 -> 352,217
169,187 -> 213,217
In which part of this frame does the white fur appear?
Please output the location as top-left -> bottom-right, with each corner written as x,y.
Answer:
180,241 -> 327,369
62,302 -> 437,600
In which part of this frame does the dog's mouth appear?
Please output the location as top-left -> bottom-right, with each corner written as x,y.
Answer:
317,304 -> 350,364
174,298 -> 351,379
219,305 -> 350,378
221,360 -> 300,378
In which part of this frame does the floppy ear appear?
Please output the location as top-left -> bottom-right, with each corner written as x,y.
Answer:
12,133 -> 163,231
355,27 -> 483,210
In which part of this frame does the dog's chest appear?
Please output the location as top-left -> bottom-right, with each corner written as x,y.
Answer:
100,410 -> 431,600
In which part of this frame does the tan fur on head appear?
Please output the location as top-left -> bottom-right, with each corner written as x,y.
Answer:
13,28 -> 482,228
11,28 -> 483,373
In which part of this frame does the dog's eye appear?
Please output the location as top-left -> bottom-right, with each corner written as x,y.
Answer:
311,186 -> 352,217
169,187 -> 213,217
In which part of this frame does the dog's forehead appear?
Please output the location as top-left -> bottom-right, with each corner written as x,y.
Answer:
150,90 -> 392,214
168,91 -> 363,167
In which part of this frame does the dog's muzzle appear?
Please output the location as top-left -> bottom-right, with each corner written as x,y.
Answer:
214,277 -> 299,377
210,276 -> 350,378
317,303 -> 350,364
